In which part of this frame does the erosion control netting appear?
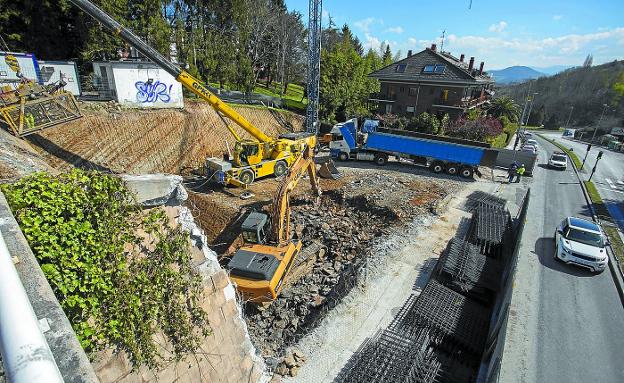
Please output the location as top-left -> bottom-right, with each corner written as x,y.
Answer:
437,238 -> 502,302
334,328 -> 441,383
460,190 -> 506,212
389,280 -> 490,359
468,203 -> 512,258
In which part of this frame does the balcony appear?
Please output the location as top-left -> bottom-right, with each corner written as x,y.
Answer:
432,96 -> 491,110
368,93 -> 397,102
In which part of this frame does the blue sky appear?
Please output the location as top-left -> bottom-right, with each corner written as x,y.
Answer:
285,0 -> 624,69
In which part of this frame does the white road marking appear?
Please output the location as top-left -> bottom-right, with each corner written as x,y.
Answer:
618,180 -> 624,185
597,186 -> 624,195
605,178 -> 617,190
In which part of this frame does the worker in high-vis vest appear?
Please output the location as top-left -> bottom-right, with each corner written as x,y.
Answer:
515,164 -> 526,183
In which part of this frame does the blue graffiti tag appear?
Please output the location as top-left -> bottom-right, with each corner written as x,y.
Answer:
135,80 -> 173,103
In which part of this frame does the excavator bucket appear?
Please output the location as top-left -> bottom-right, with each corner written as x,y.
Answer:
318,160 -> 342,179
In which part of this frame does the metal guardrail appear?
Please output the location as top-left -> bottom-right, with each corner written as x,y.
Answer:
0,232 -> 64,383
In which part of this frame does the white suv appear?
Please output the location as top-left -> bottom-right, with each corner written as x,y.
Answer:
555,217 -> 609,273
548,152 -> 567,170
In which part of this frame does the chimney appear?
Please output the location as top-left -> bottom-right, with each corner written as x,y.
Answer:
430,43 -> 437,52
407,50 -> 412,57
460,54 -> 465,62
468,57 -> 475,71
479,62 -> 484,75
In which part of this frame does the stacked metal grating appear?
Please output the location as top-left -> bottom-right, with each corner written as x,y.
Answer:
389,280 -> 490,359
437,237 -> 501,302
461,190 -> 506,212
334,328 -> 441,383
468,202 -> 512,257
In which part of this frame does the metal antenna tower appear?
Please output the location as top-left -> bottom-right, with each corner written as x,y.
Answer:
440,30 -> 446,52
306,0 -> 322,133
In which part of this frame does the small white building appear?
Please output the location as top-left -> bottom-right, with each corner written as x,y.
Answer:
92,61 -> 183,108
38,60 -> 81,96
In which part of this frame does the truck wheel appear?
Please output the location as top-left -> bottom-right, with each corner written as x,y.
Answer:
430,161 -> 445,173
239,170 -> 255,185
446,164 -> 459,175
460,166 -> 474,178
274,160 -> 288,177
374,154 -> 388,166
338,152 -> 349,161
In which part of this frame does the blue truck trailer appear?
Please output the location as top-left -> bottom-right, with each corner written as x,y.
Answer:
329,119 -> 500,178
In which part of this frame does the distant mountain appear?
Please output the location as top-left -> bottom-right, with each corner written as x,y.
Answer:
489,66 -> 546,84
529,65 -> 575,75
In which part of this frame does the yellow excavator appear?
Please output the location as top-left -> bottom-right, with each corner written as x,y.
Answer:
68,0 -> 315,187
226,144 -> 321,303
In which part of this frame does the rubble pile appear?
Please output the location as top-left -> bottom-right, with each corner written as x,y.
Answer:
243,173 -> 456,376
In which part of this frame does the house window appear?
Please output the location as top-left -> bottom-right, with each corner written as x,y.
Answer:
409,87 -> 418,96
395,64 -> 407,72
400,87 -> 405,93
385,104 -> 393,114
422,63 -> 446,74
406,106 -> 415,113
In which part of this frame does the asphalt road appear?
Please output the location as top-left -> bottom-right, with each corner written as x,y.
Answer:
500,135 -> 624,383
542,132 -> 624,231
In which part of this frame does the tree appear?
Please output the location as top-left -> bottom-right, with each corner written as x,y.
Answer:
381,43 -> 393,66
544,114 -> 559,129
528,105 -> 545,126
447,117 -> 503,141
489,96 -> 520,122
583,54 -> 593,67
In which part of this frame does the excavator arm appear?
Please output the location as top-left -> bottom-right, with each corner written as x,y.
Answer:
271,145 -> 321,245
68,0 -> 271,143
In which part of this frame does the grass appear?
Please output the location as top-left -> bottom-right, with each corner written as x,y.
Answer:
254,82 -> 307,110
538,134 -> 583,169
583,180 -> 624,264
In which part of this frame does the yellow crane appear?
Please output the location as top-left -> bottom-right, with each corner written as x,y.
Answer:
226,144 -> 321,303
68,0 -> 315,187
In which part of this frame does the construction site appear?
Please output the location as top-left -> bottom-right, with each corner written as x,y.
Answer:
0,1 -> 534,383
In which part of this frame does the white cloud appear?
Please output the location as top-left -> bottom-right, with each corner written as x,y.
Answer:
488,21 -> 508,33
553,15 -> 563,21
353,17 -> 383,33
407,37 -> 417,45
440,27 -> 624,67
385,26 -> 404,34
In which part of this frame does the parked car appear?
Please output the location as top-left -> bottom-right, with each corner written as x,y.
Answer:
521,145 -> 537,154
525,138 -> 538,146
554,217 -> 609,273
548,152 -> 567,170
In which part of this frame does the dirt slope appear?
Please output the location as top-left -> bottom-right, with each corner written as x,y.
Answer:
26,100 -> 304,175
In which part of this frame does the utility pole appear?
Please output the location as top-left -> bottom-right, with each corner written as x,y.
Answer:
440,30 -> 446,52
525,92 -> 538,132
518,81 -> 532,127
589,103 -> 609,144
565,105 -> 574,129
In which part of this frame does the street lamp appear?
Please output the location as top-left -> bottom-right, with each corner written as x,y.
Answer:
590,103 -> 609,143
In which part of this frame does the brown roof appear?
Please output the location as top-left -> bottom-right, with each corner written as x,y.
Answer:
369,48 -> 494,85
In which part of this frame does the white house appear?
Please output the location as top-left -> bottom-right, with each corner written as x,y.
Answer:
92,61 -> 183,108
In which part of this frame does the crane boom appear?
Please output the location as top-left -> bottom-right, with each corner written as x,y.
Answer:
68,0 -> 271,143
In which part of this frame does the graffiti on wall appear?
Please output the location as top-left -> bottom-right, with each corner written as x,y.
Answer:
135,80 -> 173,103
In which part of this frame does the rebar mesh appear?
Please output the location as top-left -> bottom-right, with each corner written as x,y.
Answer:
437,238 -> 502,301
468,203 -> 512,257
461,191 -> 506,212
334,328 -> 442,383
389,280 -> 490,358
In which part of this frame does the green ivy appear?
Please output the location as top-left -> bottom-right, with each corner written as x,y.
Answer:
1,170 -> 210,368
